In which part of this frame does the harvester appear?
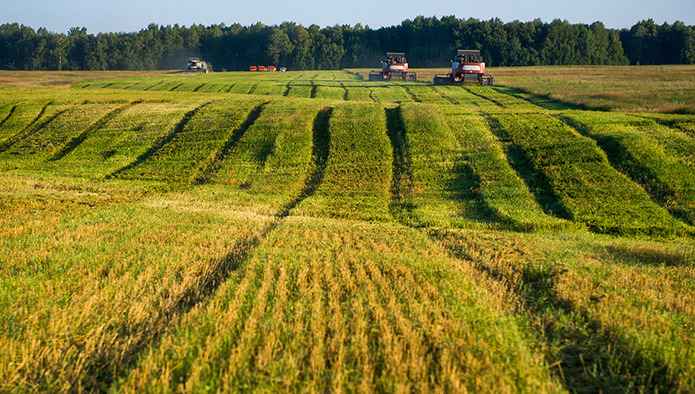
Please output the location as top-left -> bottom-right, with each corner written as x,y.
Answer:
433,50 -> 493,86
187,58 -> 209,73
368,52 -> 418,82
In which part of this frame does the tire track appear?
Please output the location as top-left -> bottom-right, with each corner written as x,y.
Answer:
224,83 -> 236,93
110,105 -> 336,391
0,103 -> 19,129
108,101 -> 215,179
0,102 -> 65,153
430,86 -> 459,105
49,101 -> 142,161
403,86 -> 421,103
143,81 -> 163,91
362,83 -> 379,103
247,82 -> 260,95
463,86 -> 505,108
283,74 -> 304,97
340,82 -> 349,100
192,102 -> 268,184
483,112 -> 573,220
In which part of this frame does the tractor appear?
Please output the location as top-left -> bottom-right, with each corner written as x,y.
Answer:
187,58 -> 209,73
433,50 -> 493,86
368,52 -> 418,82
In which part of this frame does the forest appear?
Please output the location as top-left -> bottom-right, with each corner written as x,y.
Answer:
0,16 -> 693,71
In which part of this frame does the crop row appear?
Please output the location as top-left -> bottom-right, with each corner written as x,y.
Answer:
2,88 -> 694,236
560,110 -> 695,226
75,71 -> 467,104
293,102 -> 393,221
491,112 -> 688,236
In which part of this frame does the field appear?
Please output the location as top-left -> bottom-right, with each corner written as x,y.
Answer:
1,67 -> 695,392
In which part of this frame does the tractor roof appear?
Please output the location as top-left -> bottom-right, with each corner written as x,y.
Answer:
456,50 -> 480,56
386,52 -> 406,57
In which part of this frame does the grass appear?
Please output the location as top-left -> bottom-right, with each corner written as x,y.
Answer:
559,111 -> 695,226
1,67 -> 695,392
293,102 -> 392,221
114,96 -> 266,184
488,65 -> 695,113
491,112 -> 689,237
203,98 -> 324,214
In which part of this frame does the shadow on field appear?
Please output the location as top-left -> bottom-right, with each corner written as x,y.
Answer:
484,114 -> 574,221
449,161 -> 505,225
385,106 -> 416,220
91,107 -> 337,390
49,101 -> 142,161
493,86 -> 592,111
277,106 -> 332,218
109,101 -> 214,179
192,102 -> 268,184
434,230 -> 680,393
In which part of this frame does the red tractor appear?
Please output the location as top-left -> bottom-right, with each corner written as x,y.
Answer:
368,52 -> 418,82
433,50 -> 493,86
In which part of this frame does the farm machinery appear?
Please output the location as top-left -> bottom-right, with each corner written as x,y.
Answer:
433,50 -> 493,86
368,52 -> 418,82
187,58 -> 209,73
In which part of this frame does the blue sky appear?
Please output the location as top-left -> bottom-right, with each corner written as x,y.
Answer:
4,0 -> 694,34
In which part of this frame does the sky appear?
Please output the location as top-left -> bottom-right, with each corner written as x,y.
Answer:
3,0 -> 694,34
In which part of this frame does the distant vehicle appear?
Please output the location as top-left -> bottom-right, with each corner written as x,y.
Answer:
250,66 -> 257,71
267,66 -> 276,72
187,58 -> 209,73
258,66 -> 267,72
368,52 -> 417,82
433,49 -> 493,86
279,67 -> 287,72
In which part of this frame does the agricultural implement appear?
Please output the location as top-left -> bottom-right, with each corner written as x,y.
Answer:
187,58 -> 209,73
368,52 -> 418,82
433,50 -> 493,86
249,65 -> 277,71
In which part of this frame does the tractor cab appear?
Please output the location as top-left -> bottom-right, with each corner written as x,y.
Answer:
368,52 -> 418,81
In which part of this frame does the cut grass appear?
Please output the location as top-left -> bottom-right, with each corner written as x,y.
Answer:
491,112 -> 690,237
441,108 -> 576,232
1,68 -> 695,392
114,216 -> 560,392
294,102 -> 392,221
203,98 -> 324,214
114,96 -> 266,184
559,110 -> 695,226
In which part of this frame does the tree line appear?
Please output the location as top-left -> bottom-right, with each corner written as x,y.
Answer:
1,17 -> 693,71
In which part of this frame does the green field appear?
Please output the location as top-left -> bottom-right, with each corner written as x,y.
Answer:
1,68 -> 695,392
